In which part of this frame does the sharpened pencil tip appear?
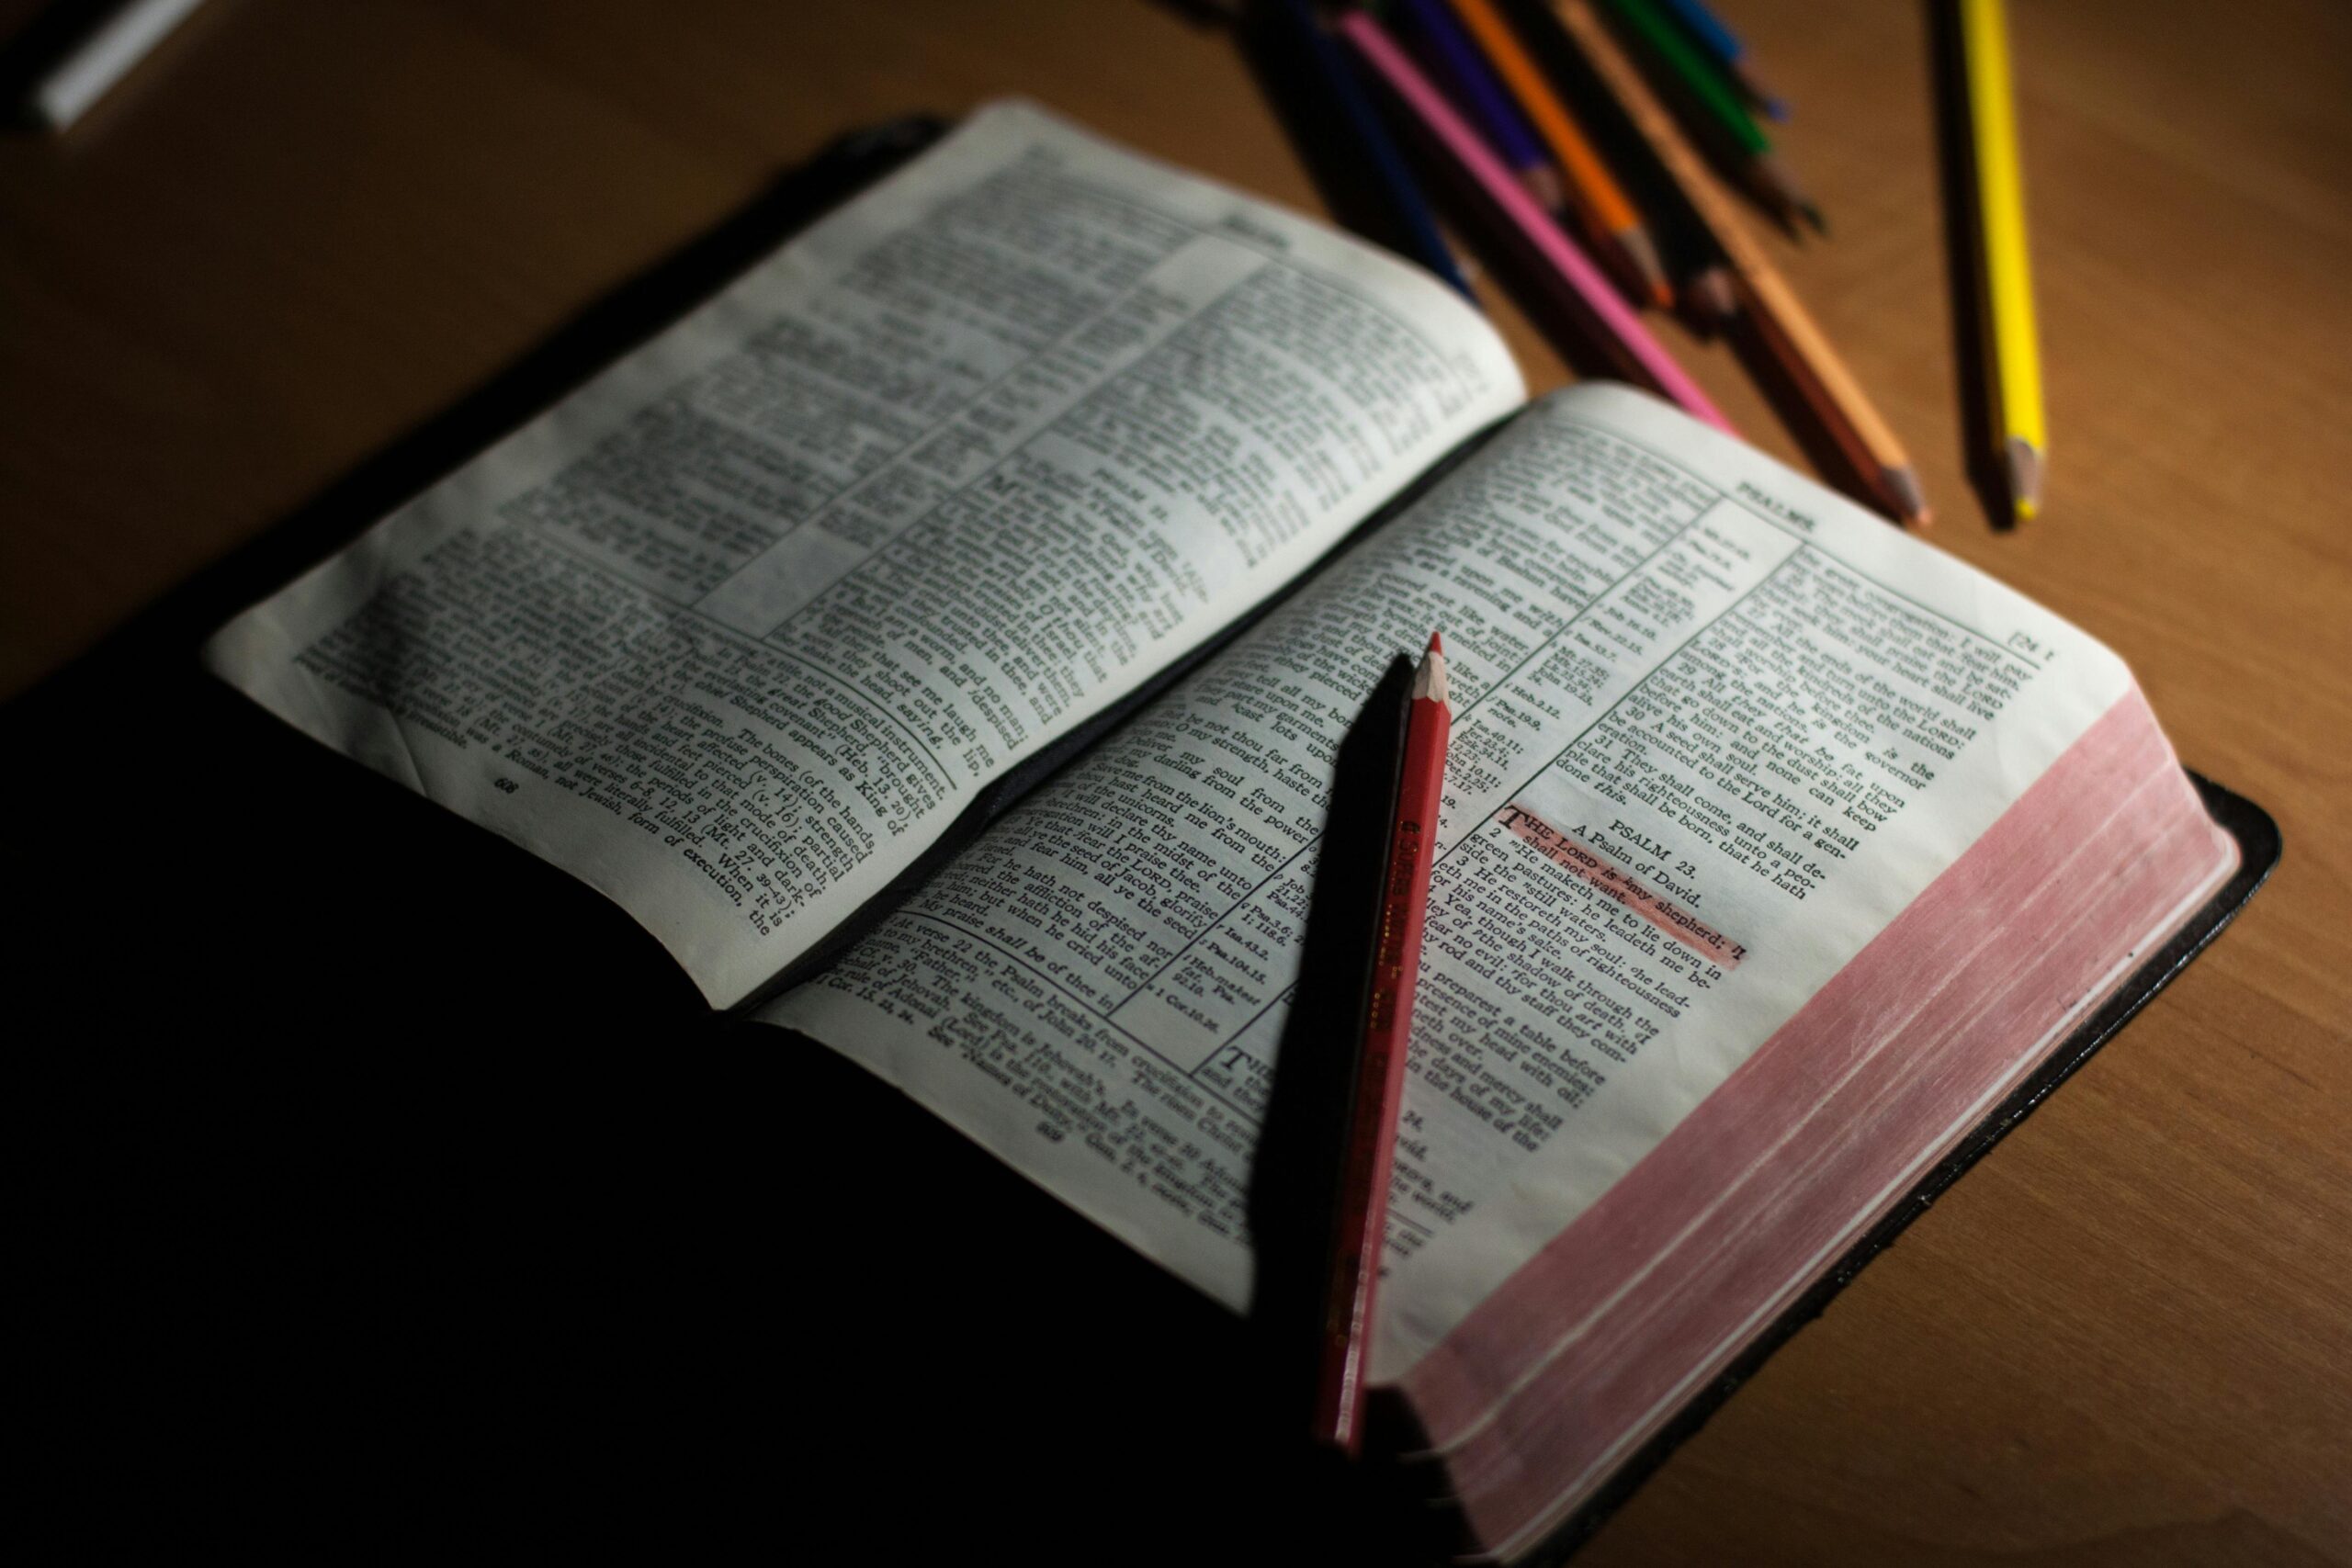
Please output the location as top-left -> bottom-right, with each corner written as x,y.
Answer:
1801,201 -> 1827,236
1728,60 -> 1791,125
1690,267 -> 1739,329
1524,163 -> 1567,216
1415,634 -> 1450,704
1883,465 -> 1931,529
1752,152 -> 1816,233
1615,227 -> 1673,310
2005,437 -> 2044,523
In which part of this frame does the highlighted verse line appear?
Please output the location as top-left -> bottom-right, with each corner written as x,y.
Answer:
1498,805 -> 1747,970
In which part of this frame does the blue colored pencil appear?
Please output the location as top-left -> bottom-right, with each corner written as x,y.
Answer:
1393,0 -> 1568,212
1657,0 -> 1790,120
1263,0 -> 1475,299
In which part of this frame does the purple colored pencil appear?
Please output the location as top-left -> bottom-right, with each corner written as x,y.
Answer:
1395,0 -> 1566,209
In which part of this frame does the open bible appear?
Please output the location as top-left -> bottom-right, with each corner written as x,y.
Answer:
205,102 -> 2266,1560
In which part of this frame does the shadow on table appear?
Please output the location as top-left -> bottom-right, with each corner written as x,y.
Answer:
1231,0 -> 1641,388
1922,0 -> 2012,531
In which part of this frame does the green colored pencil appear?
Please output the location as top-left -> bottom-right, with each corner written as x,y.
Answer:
1603,0 -> 1821,232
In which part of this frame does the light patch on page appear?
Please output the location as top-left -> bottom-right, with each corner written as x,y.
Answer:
203,99 -> 1521,1008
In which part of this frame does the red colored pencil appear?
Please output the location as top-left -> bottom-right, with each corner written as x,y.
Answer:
1315,631 -> 1453,1455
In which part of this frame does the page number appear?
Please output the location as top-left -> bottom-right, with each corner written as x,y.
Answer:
2007,630 -> 2058,665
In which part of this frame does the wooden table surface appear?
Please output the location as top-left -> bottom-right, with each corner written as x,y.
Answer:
5,1 -> 2345,1562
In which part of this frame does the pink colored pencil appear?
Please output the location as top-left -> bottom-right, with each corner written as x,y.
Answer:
1339,10 -> 1734,434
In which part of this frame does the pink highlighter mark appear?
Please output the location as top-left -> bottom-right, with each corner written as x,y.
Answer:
1498,804 -> 1746,970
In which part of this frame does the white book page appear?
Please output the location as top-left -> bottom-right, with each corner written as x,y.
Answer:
763,384 -> 2130,1377
205,100 -> 1522,1008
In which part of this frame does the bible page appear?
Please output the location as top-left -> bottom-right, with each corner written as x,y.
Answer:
205,100 -> 1521,1008
763,384 -> 2133,1378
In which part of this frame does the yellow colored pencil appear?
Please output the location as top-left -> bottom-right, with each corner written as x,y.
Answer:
1960,0 -> 2044,522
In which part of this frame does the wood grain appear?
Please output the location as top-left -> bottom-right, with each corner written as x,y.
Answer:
3,1 -> 2344,1561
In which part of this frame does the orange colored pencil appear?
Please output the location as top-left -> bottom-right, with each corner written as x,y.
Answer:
1555,0 -> 1928,526
1446,0 -> 1671,307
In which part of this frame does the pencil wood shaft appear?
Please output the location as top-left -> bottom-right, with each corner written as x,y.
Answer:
1960,0 -> 2045,521
1523,160 -> 1568,213
1736,268 -> 1921,521
1688,264 -> 1737,325
1557,0 -> 1927,525
1736,282 -> 1888,508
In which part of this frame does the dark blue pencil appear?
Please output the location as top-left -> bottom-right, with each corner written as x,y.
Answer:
1261,0 -> 1475,299
1393,0 -> 1568,213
